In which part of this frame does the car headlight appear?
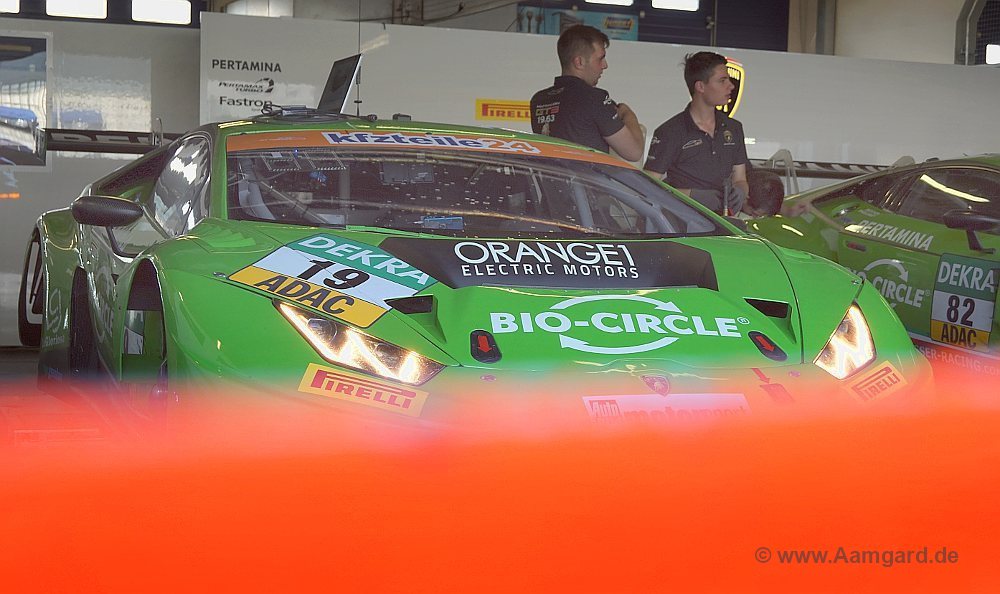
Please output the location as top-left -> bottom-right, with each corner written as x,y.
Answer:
813,303 -> 876,380
278,302 -> 444,386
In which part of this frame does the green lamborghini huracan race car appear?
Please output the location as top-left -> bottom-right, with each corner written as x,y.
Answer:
18,110 -> 931,425
751,155 -> 1000,378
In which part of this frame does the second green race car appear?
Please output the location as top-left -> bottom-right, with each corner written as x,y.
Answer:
751,154 -> 1000,377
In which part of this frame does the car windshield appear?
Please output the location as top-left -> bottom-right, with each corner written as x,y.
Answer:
226,147 -> 726,238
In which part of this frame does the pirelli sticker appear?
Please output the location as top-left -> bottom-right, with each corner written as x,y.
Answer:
298,363 -> 429,417
849,362 -> 907,403
475,99 -> 530,122
929,254 -> 998,352
229,236 -> 436,327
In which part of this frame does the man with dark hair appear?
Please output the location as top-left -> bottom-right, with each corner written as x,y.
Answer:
530,25 -> 644,162
745,168 -> 784,217
644,51 -> 750,215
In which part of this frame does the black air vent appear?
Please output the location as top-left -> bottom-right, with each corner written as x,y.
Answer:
745,298 -> 789,319
385,295 -> 434,314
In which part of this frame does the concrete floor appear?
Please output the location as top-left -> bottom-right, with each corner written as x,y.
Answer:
0,347 -> 106,445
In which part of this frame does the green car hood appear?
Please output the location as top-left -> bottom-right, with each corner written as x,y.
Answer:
186,221 -> 862,371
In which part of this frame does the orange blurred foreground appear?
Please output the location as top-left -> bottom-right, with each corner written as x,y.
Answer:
1,371 -> 999,593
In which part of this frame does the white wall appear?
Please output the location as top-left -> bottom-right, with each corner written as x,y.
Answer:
0,17 -> 199,346
835,0 -> 967,63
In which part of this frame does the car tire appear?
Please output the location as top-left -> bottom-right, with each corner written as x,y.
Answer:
69,269 -> 101,377
17,230 -> 43,347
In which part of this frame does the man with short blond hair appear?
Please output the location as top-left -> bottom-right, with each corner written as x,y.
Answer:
530,25 -> 644,162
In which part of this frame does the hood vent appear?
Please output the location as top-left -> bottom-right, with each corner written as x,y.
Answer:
745,298 -> 789,319
385,295 -> 434,314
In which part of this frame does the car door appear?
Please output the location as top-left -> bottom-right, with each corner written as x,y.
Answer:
840,165 -> 1000,368
86,135 -> 212,363
888,166 -> 1000,366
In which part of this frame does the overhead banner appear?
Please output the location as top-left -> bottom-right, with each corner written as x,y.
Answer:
515,6 -> 638,41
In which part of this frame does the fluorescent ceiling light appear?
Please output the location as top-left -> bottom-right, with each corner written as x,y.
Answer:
0,0 -> 19,14
653,0 -> 699,9
133,0 -> 191,24
585,0 -> 634,6
988,44 -> 999,65
47,0 -> 106,18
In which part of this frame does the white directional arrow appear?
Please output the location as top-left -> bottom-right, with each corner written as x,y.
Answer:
559,334 -> 679,355
550,294 -> 681,312
863,258 -> 908,282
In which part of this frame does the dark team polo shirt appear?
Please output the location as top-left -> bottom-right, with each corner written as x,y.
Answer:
643,104 -> 749,192
530,75 -> 624,154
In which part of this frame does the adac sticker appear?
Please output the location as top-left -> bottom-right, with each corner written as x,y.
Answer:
583,393 -> 750,424
298,363 -> 429,417
929,254 -> 998,352
848,362 -> 907,404
490,294 -> 749,355
229,265 -> 386,327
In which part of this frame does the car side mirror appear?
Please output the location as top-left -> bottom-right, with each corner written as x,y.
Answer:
943,209 -> 998,254
71,194 -> 144,228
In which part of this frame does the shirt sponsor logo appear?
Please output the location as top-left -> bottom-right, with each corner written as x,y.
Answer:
218,77 -> 274,94
583,393 -> 750,423
490,294 -> 746,355
476,99 -> 530,122
850,220 -> 934,250
681,139 -> 702,150
849,362 -> 907,403
298,363 -> 429,417
210,59 -> 282,72
322,132 -> 541,154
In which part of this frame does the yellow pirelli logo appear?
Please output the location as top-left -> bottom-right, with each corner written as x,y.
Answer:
848,362 -> 907,403
475,99 -> 531,122
229,265 -> 387,327
298,363 -> 429,417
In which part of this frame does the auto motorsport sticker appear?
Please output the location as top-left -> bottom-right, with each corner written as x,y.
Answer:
583,393 -> 750,424
848,362 -> 907,404
929,254 -> 998,352
380,238 -> 718,290
229,235 -> 435,327
489,294 -> 748,355
298,363 -> 429,417
850,258 -> 928,309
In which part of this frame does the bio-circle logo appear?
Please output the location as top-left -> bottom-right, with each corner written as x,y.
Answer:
856,258 -> 927,309
489,294 -> 746,355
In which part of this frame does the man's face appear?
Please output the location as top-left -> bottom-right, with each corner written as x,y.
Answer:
579,42 -> 608,86
699,63 -> 735,107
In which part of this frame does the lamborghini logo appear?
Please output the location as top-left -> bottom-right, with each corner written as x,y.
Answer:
717,58 -> 745,118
